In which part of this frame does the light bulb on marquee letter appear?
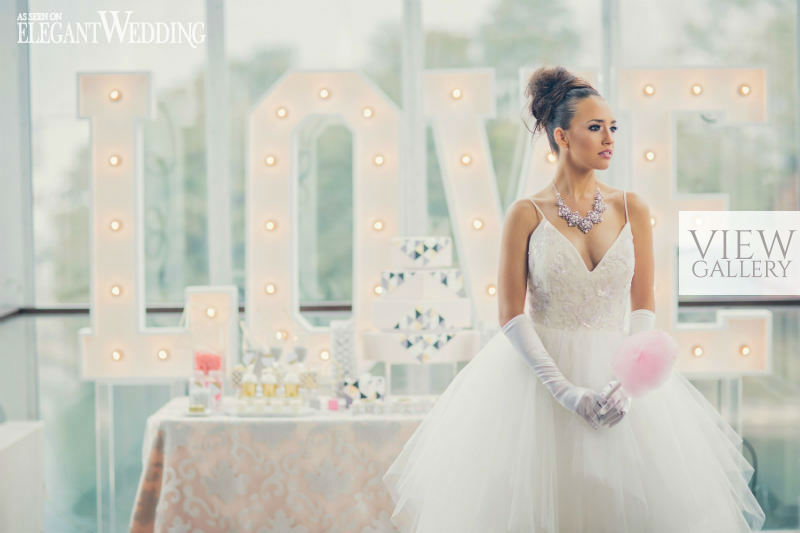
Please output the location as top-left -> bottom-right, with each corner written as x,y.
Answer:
460,154 -> 472,166
275,107 -> 288,119
264,155 -> 277,167
264,283 -> 276,295
247,71 -> 402,377
78,73 -> 239,380
585,67 -> 771,378
738,83 -> 751,96
205,307 -> 217,318
424,69 -> 505,345
739,344 -> 751,356
265,220 -> 277,231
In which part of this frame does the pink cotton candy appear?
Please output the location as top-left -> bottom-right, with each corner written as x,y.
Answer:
194,351 -> 222,374
611,330 -> 678,397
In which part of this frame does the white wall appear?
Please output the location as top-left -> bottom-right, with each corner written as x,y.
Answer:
0,0 -> 38,420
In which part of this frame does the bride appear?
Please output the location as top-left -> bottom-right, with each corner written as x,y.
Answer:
382,66 -> 766,532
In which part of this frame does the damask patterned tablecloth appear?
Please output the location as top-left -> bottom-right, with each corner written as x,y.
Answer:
129,397 -> 424,533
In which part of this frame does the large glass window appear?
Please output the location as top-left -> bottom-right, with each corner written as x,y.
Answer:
620,1 -> 800,528
226,0 -> 403,307
8,0 -> 799,530
424,0 -> 604,239
30,0 -> 208,306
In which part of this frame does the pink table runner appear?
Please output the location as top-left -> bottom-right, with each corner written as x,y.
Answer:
129,397 -> 423,533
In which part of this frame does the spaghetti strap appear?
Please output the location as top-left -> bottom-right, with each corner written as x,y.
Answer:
623,191 -> 629,224
528,198 -> 545,219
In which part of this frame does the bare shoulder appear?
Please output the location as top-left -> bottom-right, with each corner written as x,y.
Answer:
505,197 -> 541,231
624,191 -> 651,218
624,191 -> 652,233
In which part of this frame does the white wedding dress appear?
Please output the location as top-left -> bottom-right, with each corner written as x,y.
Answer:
382,193 -> 766,532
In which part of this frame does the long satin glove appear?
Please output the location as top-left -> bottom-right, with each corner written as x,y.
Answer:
629,308 -> 656,335
598,309 -> 656,427
502,313 -> 608,430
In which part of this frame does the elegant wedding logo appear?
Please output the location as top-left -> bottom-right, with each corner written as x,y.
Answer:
678,211 -> 799,295
16,10 -> 206,48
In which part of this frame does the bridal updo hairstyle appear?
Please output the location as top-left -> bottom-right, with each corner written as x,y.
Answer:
525,66 -> 601,156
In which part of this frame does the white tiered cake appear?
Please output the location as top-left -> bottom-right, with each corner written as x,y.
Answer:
363,236 -> 482,366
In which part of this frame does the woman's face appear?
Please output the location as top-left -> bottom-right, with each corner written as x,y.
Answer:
555,95 -> 616,169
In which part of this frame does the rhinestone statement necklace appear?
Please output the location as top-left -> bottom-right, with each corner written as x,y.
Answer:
552,181 -> 607,234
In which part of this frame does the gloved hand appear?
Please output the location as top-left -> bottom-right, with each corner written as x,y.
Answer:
597,308 -> 656,427
597,379 -> 631,427
502,313 -> 609,430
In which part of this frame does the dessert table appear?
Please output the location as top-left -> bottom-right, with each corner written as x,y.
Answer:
129,396 -> 426,533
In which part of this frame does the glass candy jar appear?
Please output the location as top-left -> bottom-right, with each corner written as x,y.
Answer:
193,351 -> 224,412
188,381 -> 211,414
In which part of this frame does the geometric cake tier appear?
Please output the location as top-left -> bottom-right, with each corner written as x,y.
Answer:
364,235 -> 482,364
370,300 -> 473,330
363,329 -> 481,364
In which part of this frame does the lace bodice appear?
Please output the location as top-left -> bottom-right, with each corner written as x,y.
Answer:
525,192 -> 635,332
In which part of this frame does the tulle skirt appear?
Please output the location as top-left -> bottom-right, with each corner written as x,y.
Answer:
382,321 -> 766,532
